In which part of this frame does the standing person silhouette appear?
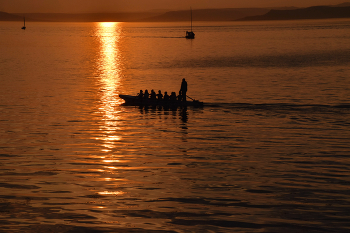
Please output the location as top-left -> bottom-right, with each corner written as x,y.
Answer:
180,78 -> 187,102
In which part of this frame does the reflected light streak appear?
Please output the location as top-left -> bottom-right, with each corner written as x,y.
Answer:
96,22 -> 124,152
94,24 -> 127,200
103,160 -> 121,163
98,191 -> 126,196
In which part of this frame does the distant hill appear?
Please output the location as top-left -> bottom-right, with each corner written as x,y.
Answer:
0,11 -> 25,21
238,6 -> 350,21
141,8 -> 270,22
334,2 -> 350,7
0,9 -> 271,22
2,2 -> 350,22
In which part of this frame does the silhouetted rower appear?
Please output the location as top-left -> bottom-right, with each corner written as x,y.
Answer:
170,92 -> 177,101
144,90 -> 149,99
178,91 -> 183,101
150,90 -> 156,100
138,90 -> 144,99
163,92 -> 169,101
157,90 -> 163,100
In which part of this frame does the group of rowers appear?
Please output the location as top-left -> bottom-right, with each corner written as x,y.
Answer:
137,78 -> 188,102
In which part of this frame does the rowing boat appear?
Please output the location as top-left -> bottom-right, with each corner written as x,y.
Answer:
119,94 -> 203,107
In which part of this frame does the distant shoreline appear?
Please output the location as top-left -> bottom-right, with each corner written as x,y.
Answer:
1,3 -> 350,22
237,6 -> 350,21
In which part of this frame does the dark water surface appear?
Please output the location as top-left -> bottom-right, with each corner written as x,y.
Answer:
0,20 -> 350,232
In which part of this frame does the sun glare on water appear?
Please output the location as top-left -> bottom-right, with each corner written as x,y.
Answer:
95,22 -> 125,153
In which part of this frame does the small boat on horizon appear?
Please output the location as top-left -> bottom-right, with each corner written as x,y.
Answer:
119,94 -> 203,107
21,17 -> 26,30
185,8 -> 195,39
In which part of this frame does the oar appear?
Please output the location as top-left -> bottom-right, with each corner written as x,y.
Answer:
186,95 -> 196,101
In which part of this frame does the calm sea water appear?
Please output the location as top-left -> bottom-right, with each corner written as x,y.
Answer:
1,19 -> 350,232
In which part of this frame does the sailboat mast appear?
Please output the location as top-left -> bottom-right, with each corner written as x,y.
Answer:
185,7 -> 194,39
21,17 -> 26,30
190,8 -> 192,32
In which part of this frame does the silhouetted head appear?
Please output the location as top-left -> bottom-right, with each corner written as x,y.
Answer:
158,90 -> 161,93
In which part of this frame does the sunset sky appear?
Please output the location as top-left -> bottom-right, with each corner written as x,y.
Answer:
0,0 -> 346,13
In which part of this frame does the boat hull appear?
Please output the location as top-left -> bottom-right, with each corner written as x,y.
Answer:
186,31 -> 195,39
119,95 -> 203,107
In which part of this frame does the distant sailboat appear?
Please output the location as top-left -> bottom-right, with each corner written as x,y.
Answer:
21,17 -> 26,30
185,8 -> 195,39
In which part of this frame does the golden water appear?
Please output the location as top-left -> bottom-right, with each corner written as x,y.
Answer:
0,20 -> 350,232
